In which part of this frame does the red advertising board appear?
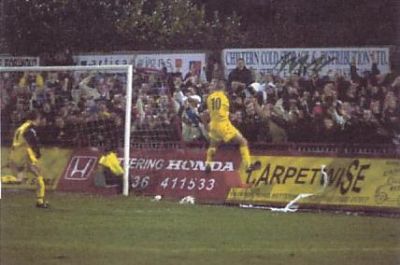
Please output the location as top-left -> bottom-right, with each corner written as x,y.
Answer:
57,148 -> 120,195
57,147 -> 400,212
57,148 -> 244,202
126,148 -> 243,202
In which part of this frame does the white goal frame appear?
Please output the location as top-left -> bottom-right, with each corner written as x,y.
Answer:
0,65 -> 133,196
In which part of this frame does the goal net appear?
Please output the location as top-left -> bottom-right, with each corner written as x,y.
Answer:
0,65 -> 134,195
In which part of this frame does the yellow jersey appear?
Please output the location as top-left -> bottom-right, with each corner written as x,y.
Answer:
99,152 -> 124,176
12,121 -> 33,148
206,91 -> 230,124
10,120 -> 41,165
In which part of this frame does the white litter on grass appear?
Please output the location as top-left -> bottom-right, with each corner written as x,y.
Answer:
151,195 -> 162,202
179,196 -> 195,205
240,193 -> 314,212
240,165 -> 329,213
269,193 -> 315,212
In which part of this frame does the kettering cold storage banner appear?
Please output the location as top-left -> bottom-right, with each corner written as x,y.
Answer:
223,47 -> 390,78
228,155 -> 400,211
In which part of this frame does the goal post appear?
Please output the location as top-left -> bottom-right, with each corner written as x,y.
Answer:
0,65 -> 133,196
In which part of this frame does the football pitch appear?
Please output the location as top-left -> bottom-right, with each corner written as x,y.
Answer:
1,192 -> 399,265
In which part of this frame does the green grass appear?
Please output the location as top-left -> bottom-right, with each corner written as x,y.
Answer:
1,192 -> 399,265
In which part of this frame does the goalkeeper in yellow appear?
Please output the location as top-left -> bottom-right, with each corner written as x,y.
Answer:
205,79 -> 260,174
97,142 -> 124,192
9,110 -> 48,208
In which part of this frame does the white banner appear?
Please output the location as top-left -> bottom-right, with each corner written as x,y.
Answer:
223,47 -> 391,78
0,56 -> 39,67
74,52 -> 206,77
134,53 -> 206,77
73,54 -> 136,66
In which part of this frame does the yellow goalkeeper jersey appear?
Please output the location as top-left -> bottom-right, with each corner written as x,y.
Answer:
99,152 -> 124,176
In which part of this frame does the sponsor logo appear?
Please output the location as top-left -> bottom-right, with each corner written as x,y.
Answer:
246,159 -> 370,195
0,56 -> 39,67
165,160 -> 234,172
375,176 -> 400,205
122,158 -> 234,172
73,54 -> 137,66
65,156 -> 98,180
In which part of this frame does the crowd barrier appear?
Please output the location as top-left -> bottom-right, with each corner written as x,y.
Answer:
183,142 -> 399,158
2,144 -> 399,213
253,143 -> 399,158
56,144 -> 400,213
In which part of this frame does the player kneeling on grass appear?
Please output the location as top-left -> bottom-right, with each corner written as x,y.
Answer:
97,146 -> 124,193
205,79 -> 260,174
9,110 -> 48,208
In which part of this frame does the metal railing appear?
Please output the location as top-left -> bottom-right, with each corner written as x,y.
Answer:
130,140 -> 399,158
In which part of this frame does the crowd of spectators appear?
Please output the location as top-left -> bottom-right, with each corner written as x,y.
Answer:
177,57 -> 400,146
1,56 -> 399,149
0,69 -> 179,148
1,71 -> 123,147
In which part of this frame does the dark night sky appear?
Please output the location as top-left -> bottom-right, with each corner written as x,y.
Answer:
196,0 -> 399,45
1,0 -> 399,55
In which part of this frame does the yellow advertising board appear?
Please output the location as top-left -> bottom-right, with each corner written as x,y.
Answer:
1,147 -> 72,190
227,155 -> 400,210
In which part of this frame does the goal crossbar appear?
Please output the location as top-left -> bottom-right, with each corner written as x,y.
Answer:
0,65 -> 133,196
0,65 -> 132,72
